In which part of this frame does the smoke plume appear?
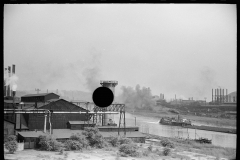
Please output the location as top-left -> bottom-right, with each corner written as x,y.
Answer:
82,47 -> 102,93
4,73 -> 19,91
118,84 -> 155,109
191,66 -> 219,99
82,67 -> 101,93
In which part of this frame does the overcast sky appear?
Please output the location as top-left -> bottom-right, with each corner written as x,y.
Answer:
4,4 -> 236,101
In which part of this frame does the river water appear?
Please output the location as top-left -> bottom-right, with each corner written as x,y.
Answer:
112,112 -> 236,149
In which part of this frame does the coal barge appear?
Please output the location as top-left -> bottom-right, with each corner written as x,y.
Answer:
159,115 -> 236,134
159,115 -> 192,127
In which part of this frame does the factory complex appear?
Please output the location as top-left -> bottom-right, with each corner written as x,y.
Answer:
4,64 -> 145,150
4,64 -> 236,150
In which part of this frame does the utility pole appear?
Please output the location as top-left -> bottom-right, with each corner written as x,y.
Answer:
35,88 -> 41,94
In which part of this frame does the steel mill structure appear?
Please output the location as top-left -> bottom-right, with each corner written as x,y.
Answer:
100,80 -> 118,125
4,64 -> 19,135
4,64 -> 16,97
211,88 -> 233,105
4,80 -> 127,137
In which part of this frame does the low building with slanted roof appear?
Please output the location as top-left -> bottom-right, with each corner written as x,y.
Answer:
26,99 -> 90,131
21,93 -> 60,103
18,128 -> 146,149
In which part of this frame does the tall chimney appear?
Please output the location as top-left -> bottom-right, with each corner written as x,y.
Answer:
212,89 -> 213,103
218,89 -> 220,103
4,68 -> 8,96
12,64 -> 15,74
219,88 -> 222,103
223,89 -> 224,103
214,89 -> 217,103
8,66 -> 11,97
226,89 -> 228,102
163,94 -> 164,99
216,89 -> 218,103
12,64 -> 16,98
175,94 -> 176,100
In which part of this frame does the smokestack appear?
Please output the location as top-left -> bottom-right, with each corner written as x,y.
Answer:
219,88 -> 220,103
216,89 -> 218,103
8,66 -> 11,97
12,64 -> 15,74
226,89 -> 228,102
12,64 -> 16,98
219,88 -> 220,104
175,94 -> 176,100
4,68 -> 8,96
215,89 -> 216,104
219,88 -> 222,103
163,94 -> 164,99
223,89 -> 224,103
212,89 -> 213,103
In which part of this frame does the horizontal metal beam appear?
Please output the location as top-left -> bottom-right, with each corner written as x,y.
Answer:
4,110 -> 119,114
4,109 -> 47,110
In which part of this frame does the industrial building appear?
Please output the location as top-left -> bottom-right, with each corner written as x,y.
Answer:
155,93 -> 166,105
21,93 -> 60,103
4,64 -> 20,137
226,91 -> 237,103
211,88 -> 237,105
17,128 -> 145,149
4,79 -> 146,150
27,99 -> 90,130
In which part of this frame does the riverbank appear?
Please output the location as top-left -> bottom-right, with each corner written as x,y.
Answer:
143,133 -> 236,160
183,125 -> 236,134
128,109 -> 236,129
5,134 -> 236,160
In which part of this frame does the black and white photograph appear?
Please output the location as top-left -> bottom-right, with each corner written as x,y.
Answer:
4,4 -> 236,160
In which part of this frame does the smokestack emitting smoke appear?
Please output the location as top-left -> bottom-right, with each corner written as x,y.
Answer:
4,68 -> 8,96
8,66 -> 11,96
4,65 -> 18,95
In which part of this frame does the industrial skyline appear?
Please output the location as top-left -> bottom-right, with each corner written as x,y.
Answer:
4,4 -> 236,101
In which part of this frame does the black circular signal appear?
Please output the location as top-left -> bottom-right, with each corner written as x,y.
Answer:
92,87 -> 114,108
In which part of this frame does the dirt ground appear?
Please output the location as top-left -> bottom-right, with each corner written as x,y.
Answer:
4,142 -> 219,160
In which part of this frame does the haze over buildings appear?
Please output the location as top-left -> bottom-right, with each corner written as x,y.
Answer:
4,4 -> 236,101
